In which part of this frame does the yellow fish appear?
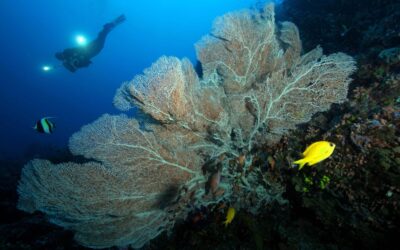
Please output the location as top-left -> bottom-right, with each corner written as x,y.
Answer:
223,207 -> 236,227
294,141 -> 336,170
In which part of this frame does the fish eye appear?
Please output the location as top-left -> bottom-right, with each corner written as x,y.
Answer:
329,143 -> 335,147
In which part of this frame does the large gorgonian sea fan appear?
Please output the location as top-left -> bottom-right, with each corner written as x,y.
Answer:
17,4 -> 356,249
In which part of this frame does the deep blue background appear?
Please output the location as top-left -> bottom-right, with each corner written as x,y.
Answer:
0,0 -> 279,160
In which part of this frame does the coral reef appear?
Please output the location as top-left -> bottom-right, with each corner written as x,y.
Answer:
278,0 -> 400,58
270,1 -> 400,246
17,4 -> 355,249
281,70 -> 400,248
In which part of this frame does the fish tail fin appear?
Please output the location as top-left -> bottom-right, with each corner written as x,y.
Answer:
223,220 -> 229,227
293,159 -> 307,170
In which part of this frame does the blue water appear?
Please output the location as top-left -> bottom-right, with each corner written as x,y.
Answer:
0,0 -> 277,160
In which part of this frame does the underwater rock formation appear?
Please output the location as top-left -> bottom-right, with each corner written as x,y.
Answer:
17,4 -> 355,249
278,0 -> 400,56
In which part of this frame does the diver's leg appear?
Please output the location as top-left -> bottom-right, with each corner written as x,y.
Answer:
88,31 -> 108,57
103,15 -> 126,32
86,15 -> 126,58
98,14 -> 126,40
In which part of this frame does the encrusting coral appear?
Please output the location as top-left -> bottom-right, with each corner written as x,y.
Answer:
17,4 -> 356,249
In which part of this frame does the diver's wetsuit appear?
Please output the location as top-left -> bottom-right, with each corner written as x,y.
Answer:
55,15 -> 125,72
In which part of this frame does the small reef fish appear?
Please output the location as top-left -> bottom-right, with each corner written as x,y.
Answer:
294,141 -> 335,170
223,207 -> 236,227
34,117 -> 55,134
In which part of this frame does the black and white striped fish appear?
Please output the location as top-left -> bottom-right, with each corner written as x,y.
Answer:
34,117 -> 55,134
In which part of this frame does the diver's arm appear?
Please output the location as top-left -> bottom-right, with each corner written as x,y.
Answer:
63,61 -> 77,72
55,48 -> 81,62
77,58 -> 92,68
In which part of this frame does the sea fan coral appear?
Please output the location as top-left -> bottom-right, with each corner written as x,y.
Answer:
18,4 -> 356,249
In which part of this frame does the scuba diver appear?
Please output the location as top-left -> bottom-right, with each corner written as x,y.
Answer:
55,15 -> 126,72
